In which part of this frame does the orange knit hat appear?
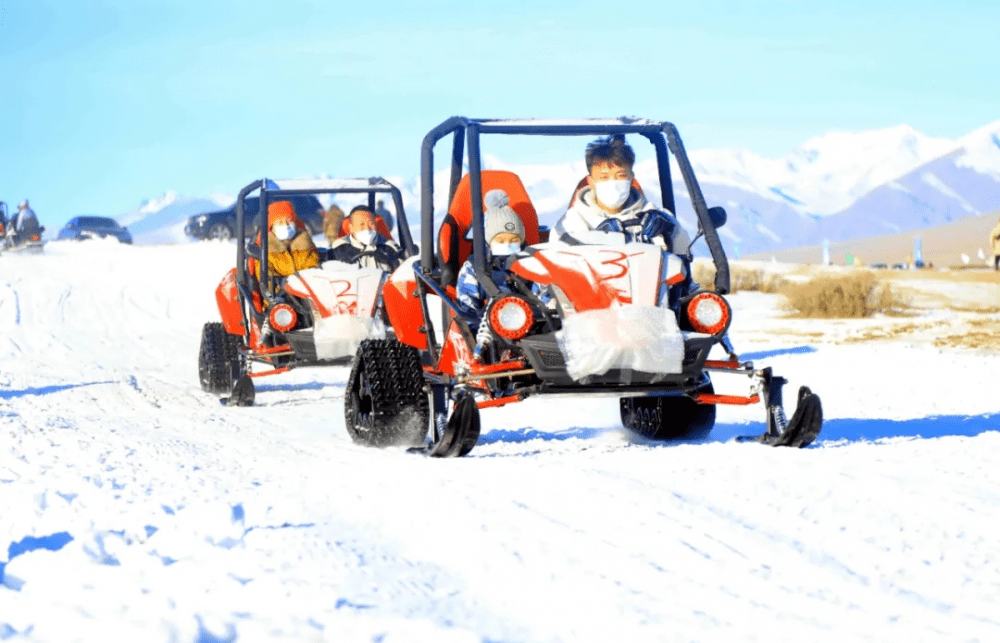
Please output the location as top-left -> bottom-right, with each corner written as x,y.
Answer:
267,200 -> 302,229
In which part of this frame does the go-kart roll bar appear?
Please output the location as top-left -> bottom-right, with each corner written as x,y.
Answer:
235,177 -> 418,314
235,179 -> 264,301
419,117 -> 730,295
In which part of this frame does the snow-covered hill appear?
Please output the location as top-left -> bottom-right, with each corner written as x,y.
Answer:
3,242 -> 1000,641
119,121 -> 1000,259
118,191 -> 235,245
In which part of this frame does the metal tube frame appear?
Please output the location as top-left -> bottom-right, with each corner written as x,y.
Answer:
418,116 -> 730,297
234,177 -> 418,351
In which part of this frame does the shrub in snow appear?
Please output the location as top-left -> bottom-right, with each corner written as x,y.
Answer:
782,271 -> 910,318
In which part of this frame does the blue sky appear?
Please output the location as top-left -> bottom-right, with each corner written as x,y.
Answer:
2,0 -> 998,228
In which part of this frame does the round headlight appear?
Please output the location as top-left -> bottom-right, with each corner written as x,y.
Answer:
489,297 -> 534,341
685,292 -> 731,335
268,304 -> 298,333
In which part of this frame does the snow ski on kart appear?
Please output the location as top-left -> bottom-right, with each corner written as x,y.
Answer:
196,177 -> 419,406
342,116 -> 823,457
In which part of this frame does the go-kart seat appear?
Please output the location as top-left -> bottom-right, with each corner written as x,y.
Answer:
336,215 -> 394,240
566,176 -> 645,209
438,170 -> 540,287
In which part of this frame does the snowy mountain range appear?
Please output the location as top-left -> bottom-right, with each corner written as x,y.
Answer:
123,121 -> 1000,257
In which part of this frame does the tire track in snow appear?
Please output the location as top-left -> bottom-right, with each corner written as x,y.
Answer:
0,283 -> 21,325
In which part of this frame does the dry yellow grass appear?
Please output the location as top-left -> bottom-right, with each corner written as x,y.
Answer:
884,268 -> 1000,284
693,264 -> 788,294
781,272 -> 910,318
946,304 -> 1000,314
932,318 -> 1000,350
843,322 -> 933,343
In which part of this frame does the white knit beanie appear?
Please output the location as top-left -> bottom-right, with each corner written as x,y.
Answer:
483,189 -> 525,242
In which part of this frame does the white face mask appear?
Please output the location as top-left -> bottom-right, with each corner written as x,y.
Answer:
273,222 -> 296,241
490,241 -> 521,256
593,179 -> 631,210
353,229 -> 377,246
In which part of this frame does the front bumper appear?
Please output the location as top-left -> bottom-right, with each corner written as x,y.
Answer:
518,331 -> 717,388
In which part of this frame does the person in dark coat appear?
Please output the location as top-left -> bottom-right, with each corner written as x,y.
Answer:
326,206 -> 402,271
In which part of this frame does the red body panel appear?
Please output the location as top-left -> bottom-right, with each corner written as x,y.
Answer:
215,268 -> 245,336
383,278 -> 427,350
435,320 -> 474,376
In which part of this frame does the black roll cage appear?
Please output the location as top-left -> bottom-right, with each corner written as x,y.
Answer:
233,177 -> 418,323
418,116 -> 731,295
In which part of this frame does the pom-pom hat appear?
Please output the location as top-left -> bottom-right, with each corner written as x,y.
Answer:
483,189 -> 525,242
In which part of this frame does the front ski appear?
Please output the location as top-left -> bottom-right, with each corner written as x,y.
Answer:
223,374 -> 256,407
738,368 -> 823,448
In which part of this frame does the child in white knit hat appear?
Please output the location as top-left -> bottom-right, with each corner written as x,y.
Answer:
455,188 -> 528,326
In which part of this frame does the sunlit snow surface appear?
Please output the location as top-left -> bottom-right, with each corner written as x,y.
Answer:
2,240 -> 1000,642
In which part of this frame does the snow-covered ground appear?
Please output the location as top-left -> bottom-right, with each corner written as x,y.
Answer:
2,240 -> 1000,642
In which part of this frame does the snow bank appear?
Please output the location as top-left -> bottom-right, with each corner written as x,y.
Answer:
3,243 -> 1000,642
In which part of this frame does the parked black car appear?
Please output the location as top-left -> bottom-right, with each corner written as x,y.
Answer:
58,216 -> 133,244
184,194 -> 324,241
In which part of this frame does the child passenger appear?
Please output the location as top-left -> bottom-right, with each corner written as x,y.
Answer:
455,189 -> 528,323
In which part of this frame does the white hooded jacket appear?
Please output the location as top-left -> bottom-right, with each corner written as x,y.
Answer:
554,185 -> 650,246
554,185 -> 691,255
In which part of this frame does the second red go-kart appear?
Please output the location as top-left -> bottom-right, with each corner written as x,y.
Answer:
198,177 -> 417,406
343,117 -> 823,456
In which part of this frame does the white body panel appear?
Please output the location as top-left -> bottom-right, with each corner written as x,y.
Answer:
283,265 -> 387,359
515,243 -> 665,307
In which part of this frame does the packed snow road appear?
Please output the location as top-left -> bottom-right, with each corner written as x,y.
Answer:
2,241 -> 999,642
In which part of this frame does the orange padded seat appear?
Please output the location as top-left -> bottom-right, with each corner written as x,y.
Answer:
438,170 -> 540,286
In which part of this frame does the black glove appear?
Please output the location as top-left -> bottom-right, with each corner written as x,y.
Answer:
596,218 -> 624,234
596,217 -> 636,242
637,210 -> 674,245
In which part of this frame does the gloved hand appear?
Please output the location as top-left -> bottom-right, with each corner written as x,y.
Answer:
595,218 -> 624,234
595,217 -> 635,242
637,210 -> 674,244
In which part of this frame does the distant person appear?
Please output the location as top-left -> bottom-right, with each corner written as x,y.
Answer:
327,206 -> 402,271
990,215 -> 1000,270
8,199 -> 42,244
322,203 -> 346,247
374,199 -> 395,232
554,134 -> 690,255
